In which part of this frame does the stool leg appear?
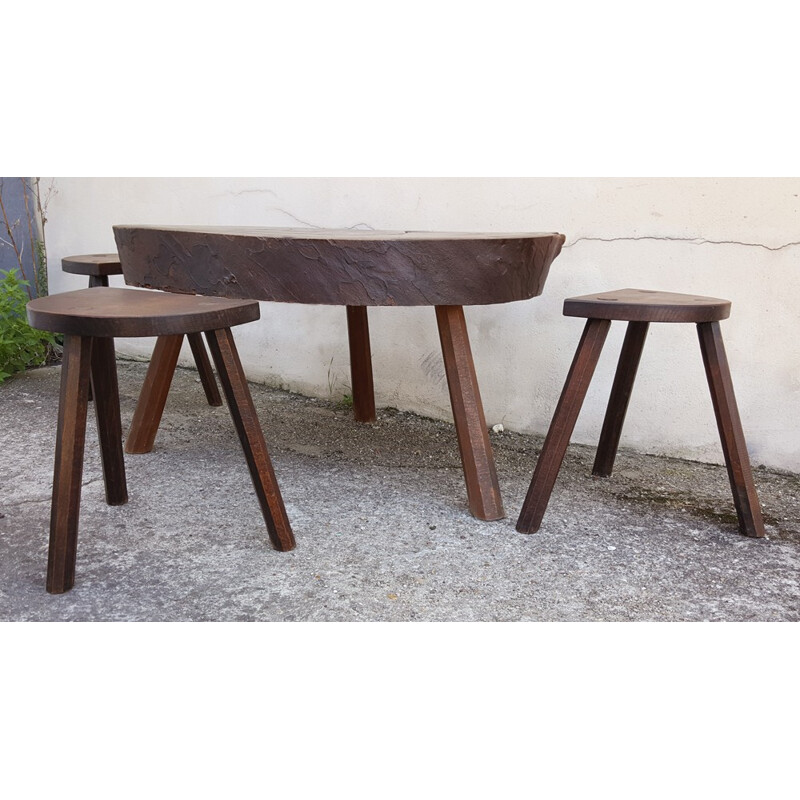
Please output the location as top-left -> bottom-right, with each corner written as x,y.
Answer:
206,327 -> 296,552
126,334 -> 183,454
593,321 -> 650,477
90,336 -> 128,506
48,335 -> 92,594
697,322 -> 765,538
346,306 -> 376,423
436,305 -> 504,521
188,332 -> 223,407
86,277 -> 108,402
516,318 -> 611,534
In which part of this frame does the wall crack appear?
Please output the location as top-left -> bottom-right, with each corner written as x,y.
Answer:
564,235 -> 800,252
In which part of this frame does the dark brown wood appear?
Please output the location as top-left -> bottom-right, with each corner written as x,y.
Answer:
125,335 -> 183,454
697,322 -> 765,538
436,305 -> 504,521
346,306 -> 376,423
47,335 -> 92,594
67,255 -> 222,408
27,287 -> 260,339
565,289 -> 731,324
85,274 -> 110,401
114,226 -> 566,307
90,336 -> 128,505
206,328 -> 295,551
516,319 -> 611,534
592,321 -> 650,477
28,287 -> 295,592
85,274 -> 109,401
188,332 -> 223,407
109,227 -> 567,524
62,253 -> 123,278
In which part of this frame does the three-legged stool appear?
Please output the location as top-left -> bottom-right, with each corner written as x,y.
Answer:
27,287 -> 295,594
516,289 -> 765,538
62,253 -> 222,438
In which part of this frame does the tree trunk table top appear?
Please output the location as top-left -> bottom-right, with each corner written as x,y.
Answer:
113,226 -> 566,307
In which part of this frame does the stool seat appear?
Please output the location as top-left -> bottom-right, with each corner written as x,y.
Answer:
28,287 -> 259,338
62,254 -> 124,278
564,288 -> 731,323
61,252 -> 224,416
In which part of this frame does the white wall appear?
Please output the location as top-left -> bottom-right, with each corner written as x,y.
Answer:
44,178 -> 800,473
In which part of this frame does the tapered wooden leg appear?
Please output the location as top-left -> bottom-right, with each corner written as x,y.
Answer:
516,319 -> 611,534
593,321 -> 650,477
126,334 -> 183,454
86,276 -> 108,402
697,322 -> 765,538
346,306 -> 376,422
188,332 -> 223,407
436,305 -> 504,520
48,335 -> 92,594
90,336 -> 128,506
206,327 -> 296,552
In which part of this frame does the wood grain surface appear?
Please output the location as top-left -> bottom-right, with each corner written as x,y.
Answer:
565,289 -> 731,323
62,253 -> 124,278
113,226 -> 565,306
27,287 -> 260,338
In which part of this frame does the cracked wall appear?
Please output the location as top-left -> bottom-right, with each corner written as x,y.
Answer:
41,177 -> 800,473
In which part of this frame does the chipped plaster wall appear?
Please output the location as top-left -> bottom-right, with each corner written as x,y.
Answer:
43,178 -> 800,473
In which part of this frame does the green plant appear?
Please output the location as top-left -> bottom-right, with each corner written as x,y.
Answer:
0,268 -> 56,382
326,355 -> 353,406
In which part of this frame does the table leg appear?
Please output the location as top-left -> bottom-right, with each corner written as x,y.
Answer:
206,327 -> 295,552
435,305 -> 504,521
126,334 -> 183,454
48,335 -> 92,594
346,306 -> 376,422
697,321 -> 765,538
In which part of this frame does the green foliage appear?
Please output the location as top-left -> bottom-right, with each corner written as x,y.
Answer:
0,268 -> 56,382
35,239 -> 48,298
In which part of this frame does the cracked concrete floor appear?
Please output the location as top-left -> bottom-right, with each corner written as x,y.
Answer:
1,360 -> 798,621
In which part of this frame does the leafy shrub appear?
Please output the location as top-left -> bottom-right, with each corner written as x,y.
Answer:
0,268 -> 56,382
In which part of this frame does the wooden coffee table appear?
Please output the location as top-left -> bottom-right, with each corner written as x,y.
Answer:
114,226 -> 565,521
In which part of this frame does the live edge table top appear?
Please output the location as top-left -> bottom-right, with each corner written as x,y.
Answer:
113,226 -> 566,306
111,225 -> 567,523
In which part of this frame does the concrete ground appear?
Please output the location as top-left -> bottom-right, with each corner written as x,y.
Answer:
1,359 -> 798,621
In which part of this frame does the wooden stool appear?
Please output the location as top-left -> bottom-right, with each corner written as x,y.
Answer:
62,253 -> 222,412
516,289 -> 765,538
27,287 -> 295,594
